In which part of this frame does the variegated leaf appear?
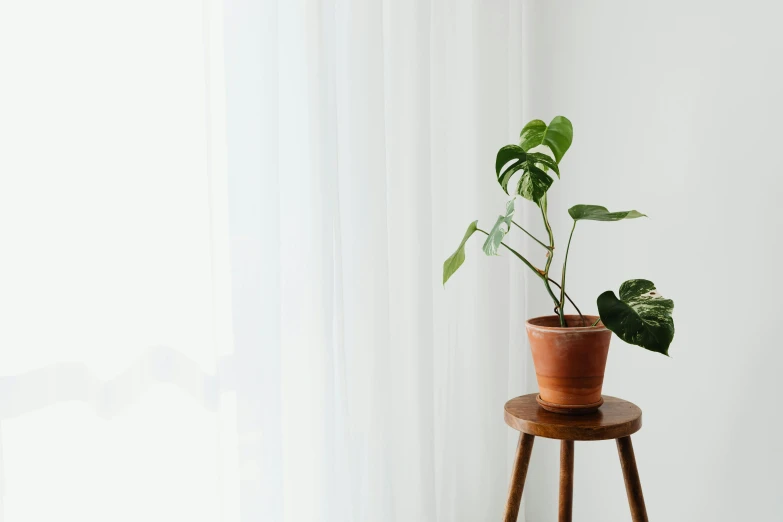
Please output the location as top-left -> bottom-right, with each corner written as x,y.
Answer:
518,116 -> 573,163
483,199 -> 515,256
519,120 -> 546,152
516,164 -> 553,203
495,145 -> 527,193
443,220 -> 478,285
495,145 -> 526,175
597,279 -> 675,356
497,161 -> 525,194
568,205 -> 646,221
495,116 -> 570,202
526,152 -> 560,178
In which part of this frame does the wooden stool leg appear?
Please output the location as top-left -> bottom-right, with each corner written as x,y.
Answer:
616,436 -> 649,522
503,433 -> 535,522
559,440 -> 574,522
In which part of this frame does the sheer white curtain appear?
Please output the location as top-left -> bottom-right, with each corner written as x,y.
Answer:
0,1 -> 234,520
242,0 -> 529,520
0,0 -> 528,521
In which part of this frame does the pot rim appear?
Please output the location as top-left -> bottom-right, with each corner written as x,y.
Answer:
526,314 -> 608,332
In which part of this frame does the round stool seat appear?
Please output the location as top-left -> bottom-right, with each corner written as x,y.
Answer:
504,394 -> 642,441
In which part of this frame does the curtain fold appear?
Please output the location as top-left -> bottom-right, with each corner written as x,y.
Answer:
0,0 -> 528,520
240,0 -> 529,520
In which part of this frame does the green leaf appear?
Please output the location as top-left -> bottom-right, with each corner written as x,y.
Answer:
597,279 -> 675,356
516,164 -> 553,203
483,199 -> 515,256
518,120 -> 546,152
497,161 -> 525,194
519,116 -> 573,163
526,152 -> 560,178
495,145 -> 526,176
494,149 -> 555,203
495,116 -> 571,201
443,220 -> 479,285
568,204 -> 646,222
495,145 -> 527,193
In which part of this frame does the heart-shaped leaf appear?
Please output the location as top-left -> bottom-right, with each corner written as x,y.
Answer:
526,152 -> 560,178
519,116 -> 573,163
519,120 -> 546,153
597,279 -> 675,356
495,145 -> 527,193
568,205 -> 646,221
516,164 -> 553,203
495,145 -> 526,175
495,117 -> 572,203
497,162 -> 525,194
495,149 -> 554,204
443,220 -> 478,285
483,199 -> 515,256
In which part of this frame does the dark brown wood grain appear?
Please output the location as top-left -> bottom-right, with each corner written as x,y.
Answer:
503,433 -> 535,522
504,394 -> 642,441
558,440 -> 574,522
616,436 -> 649,522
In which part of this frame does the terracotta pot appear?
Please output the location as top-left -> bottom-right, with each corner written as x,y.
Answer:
525,315 -> 612,414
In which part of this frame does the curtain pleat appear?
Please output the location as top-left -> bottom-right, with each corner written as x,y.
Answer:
0,0 -> 526,519
234,0 -> 527,520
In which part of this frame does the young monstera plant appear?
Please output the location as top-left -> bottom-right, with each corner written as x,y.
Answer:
443,116 -> 675,356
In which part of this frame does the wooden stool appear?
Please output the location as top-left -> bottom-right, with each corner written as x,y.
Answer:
502,394 -> 648,522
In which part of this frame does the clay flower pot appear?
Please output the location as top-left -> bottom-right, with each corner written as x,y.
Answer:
526,314 -> 612,414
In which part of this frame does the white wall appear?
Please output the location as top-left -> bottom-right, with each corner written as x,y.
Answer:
520,1 -> 783,520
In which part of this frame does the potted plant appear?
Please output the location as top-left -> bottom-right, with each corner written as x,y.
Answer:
443,116 -> 675,414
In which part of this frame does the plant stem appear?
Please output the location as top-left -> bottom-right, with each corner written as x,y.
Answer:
478,228 -> 562,320
476,228 -> 545,281
546,278 -> 584,323
511,221 -> 552,251
543,278 -> 562,317
539,195 -> 565,327
592,317 -> 601,327
558,220 -> 577,314
540,195 -> 555,254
